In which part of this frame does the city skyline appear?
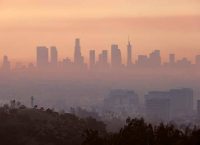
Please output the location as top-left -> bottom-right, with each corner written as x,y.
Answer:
0,1 -> 200,143
1,34 -> 200,65
0,0 -> 199,64
1,38 -> 200,70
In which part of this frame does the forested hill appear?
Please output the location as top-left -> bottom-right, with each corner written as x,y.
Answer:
83,118 -> 200,145
1,101 -> 200,145
0,102 -> 106,145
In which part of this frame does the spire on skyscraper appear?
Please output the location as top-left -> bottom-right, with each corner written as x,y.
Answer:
127,37 -> 132,67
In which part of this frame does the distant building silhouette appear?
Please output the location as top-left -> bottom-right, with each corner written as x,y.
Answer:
136,55 -> 148,67
127,40 -> 132,67
149,50 -> 161,67
145,88 -> 193,121
36,46 -> 49,68
104,89 -> 139,118
111,44 -> 122,68
135,50 -> 161,68
169,88 -> 193,118
74,38 -> 84,66
50,46 -> 58,66
164,53 -> 176,67
89,50 -> 96,69
145,93 -> 170,122
2,38 -> 200,71
97,50 -> 109,69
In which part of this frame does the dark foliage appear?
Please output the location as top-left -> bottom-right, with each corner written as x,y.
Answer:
1,101 -> 200,145
0,103 -> 106,145
83,118 -> 200,145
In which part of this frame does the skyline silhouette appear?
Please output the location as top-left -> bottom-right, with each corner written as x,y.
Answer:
0,1 -> 200,144
0,0 -> 199,66
1,38 -> 200,70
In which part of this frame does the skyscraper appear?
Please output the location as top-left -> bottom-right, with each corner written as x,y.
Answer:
104,89 -> 139,118
136,55 -> 148,67
145,88 -> 193,121
145,96 -> 170,122
36,46 -> 49,68
50,46 -> 58,66
111,44 -> 122,68
149,50 -> 161,67
169,88 -> 193,118
97,50 -> 109,68
89,50 -> 95,69
127,40 -> 132,67
74,38 -> 84,65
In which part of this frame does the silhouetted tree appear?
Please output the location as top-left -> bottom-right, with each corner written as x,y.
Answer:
0,102 -> 106,145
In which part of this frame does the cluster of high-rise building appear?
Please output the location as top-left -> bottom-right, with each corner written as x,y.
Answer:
145,88 -> 194,122
102,88 -> 198,123
34,38 -> 200,70
103,89 -> 139,118
36,38 -> 87,70
1,38 -> 200,71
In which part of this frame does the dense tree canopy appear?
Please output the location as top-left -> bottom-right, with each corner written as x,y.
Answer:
0,101 -> 200,145
0,102 -> 106,145
83,118 -> 200,145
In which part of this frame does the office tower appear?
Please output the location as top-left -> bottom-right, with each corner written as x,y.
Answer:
145,88 -> 193,121
111,44 -> 122,68
36,46 -> 49,68
74,38 -> 84,65
145,91 -> 171,122
104,89 -> 139,118
149,50 -> 161,67
50,46 -> 58,66
169,54 -> 175,64
195,55 -> 200,65
127,40 -> 132,67
2,55 -> 11,71
89,50 -> 96,69
169,88 -> 193,118
145,96 -> 170,122
136,55 -> 148,67
98,50 -> 108,68
101,50 -> 108,65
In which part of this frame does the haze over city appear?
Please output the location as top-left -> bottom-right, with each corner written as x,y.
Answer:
0,1 -> 200,144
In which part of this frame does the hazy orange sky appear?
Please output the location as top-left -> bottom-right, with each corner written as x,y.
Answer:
0,0 -> 200,64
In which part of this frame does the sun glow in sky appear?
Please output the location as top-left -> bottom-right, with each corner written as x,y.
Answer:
0,0 -> 200,64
